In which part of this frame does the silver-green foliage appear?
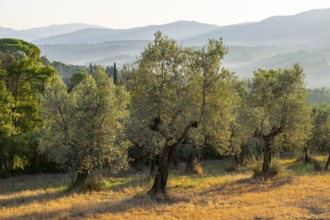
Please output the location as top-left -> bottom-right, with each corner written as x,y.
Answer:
187,39 -> 238,154
309,103 -> 330,151
39,70 -> 130,175
229,80 -> 257,157
249,64 -> 312,153
126,32 -> 237,158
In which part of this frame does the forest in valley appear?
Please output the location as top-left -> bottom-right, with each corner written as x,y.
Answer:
0,34 -> 330,219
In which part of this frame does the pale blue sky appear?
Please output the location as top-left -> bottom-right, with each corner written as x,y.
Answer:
1,0 -> 330,30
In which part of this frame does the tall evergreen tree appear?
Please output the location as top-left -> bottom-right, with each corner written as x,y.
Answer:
88,63 -> 94,75
113,62 -> 118,85
0,38 -> 56,175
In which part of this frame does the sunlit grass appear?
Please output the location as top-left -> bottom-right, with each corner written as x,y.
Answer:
0,157 -> 329,219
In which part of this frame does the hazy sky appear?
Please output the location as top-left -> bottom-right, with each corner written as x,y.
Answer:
1,0 -> 330,30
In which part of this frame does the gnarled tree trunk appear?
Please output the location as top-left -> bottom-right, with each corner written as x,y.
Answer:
75,170 -> 89,186
304,147 -> 310,163
147,121 -> 198,196
235,144 -> 249,167
262,142 -> 272,175
261,126 -> 282,176
147,144 -> 175,196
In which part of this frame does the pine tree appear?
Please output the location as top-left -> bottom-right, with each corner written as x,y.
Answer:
113,62 -> 118,85
88,63 -> 94,75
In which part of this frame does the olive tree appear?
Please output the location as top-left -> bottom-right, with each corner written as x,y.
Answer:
40,69 -> 130,185
248,64 -> 311,176
127,32 -> 236,195
308,104 -> 330,169
183,40 -> 238,173
229,80 -> 257,168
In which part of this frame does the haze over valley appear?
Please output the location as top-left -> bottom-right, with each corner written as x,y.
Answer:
1,8 -> 330,87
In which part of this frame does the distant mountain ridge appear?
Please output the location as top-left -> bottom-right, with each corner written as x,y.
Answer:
2,8 -> 330,87
0,27 -> 15,35
187,8 -> 330,46
2,9 -> 330,46
34,21 -> 219,44
0,23 -> 104,41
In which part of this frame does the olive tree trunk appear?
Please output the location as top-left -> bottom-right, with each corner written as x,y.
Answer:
185,149 -> 197,174
325,151 -> 330,170
147,144 -> 175,196
260,126 -> 282,176
75,171 -> 89,185
239,144 -> 248,166
233,144 -> 249,168
147,121 -> 198,196
262,143 -> 272,175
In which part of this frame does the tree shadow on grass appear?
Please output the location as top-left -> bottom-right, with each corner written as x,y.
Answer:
0,187 -> 70,208
0,173 -> 74,210
0,172 -> 151,210
3,193 -> 190,220
95,193 -> 190,213
0,173 -> 70,195
200,175 -> 293,197
101,172 -> 156,193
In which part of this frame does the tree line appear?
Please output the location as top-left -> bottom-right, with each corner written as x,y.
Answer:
0,34 -> 329,196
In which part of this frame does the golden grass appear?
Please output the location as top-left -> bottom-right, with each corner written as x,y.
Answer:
0,158 -> 329,220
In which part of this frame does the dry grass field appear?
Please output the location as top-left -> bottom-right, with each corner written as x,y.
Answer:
0,157 -> 329,220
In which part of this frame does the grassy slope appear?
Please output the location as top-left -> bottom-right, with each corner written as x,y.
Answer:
0,157 -> 329,220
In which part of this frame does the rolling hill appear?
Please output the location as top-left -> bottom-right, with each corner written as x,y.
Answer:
39,40 -> 148,67
0,23 -> 103,41
0,27 -> 16,35
188,8 -> 330,46
2,8 -> 330,87
34,21 -> 219,44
